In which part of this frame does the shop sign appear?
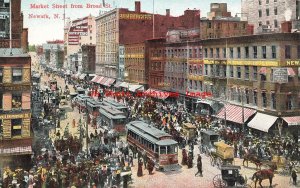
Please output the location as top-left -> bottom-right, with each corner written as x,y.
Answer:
273,68 -> 288,83
0,113 -> 31,119
286,61 -> 300,66
0,85 -> 31,91
119,13 -> 152,20
226,60 -> 279,67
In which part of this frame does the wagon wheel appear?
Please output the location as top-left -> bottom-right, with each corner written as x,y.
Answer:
216,158 -> 223,169
213,174 -> 226,188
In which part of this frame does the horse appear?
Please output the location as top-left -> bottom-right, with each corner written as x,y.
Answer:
243,154 -> 263,170
251,163 -> 277,188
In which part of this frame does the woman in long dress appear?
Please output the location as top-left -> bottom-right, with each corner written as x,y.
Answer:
137,159 -> 143,177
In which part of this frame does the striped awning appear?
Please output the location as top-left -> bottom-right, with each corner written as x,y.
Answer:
282,116 -> 300,126
100,77 -> 108,85
96,76 -> 105,84
287,68 -> 295,77
0,146 -> 32,155
103,78 -> 115,87
215,103 -> 256,124
119,82 -> 130,88
91,75 -> 99,82
114,81 -> 122,88
129,84 -> 144,92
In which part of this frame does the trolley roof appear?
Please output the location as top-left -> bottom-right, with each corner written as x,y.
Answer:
100,105 -> 126,119
201,130 -> 219,136
102,98 -> 127,109
126,121 -> 173,141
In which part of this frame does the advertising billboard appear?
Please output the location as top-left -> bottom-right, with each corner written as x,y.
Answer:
68,17 -> 89,45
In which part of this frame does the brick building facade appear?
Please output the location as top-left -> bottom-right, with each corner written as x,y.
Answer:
81,44 -> 96,74
95,1 -> 200,80
0,0 -> 28,52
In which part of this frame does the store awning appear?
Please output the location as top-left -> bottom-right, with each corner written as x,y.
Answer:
100,77 -> 108,85
103,78 -> 116,87
259,67 -> 267,75
119,82 -> 130,88
91,75 -> 100,82
282,116 -> 300,126
215,103 -> 256,124
247,112 -> 278,132
0,146 -> 32,156
287,68 -> 295,77
129,84 -> 144,92
96,76 -> 105,84
145,88 -> 170,100
114,81 -> 122,88
79,74 -> 86,80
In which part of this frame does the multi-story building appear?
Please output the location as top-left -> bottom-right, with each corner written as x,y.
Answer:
81,44 -> 96,74
65,15 -> 96,70
202,33 -> 300,135
95,1 -> 200,81
0,0 -> 28,52
241,0 -> 300,33
207,3 -> 232,20
124,43 -> 146,85
0,48 -> 32,168
42,40 -> 64,68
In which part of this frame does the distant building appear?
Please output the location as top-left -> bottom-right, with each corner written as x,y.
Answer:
241,0 -> 300,33
207,3 -> 231,20
81,44 -> 96,74
42,40 -> 64,69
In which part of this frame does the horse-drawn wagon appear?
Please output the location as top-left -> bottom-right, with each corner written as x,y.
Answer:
210,141 -> 234,169
199,130 -> 219,156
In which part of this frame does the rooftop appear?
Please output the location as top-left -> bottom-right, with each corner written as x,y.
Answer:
127,121 -> 171,139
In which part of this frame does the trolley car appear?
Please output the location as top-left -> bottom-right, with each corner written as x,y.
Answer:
126,121 -> 179,171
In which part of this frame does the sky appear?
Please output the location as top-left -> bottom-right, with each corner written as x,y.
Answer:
21,0 -> 241,45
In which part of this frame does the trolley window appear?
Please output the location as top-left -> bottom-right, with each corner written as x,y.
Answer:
167,145 -> 176,154
160,146 -> 166,154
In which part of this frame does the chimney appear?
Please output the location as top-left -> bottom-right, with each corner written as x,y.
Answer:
135,1 -> 141,13
166,9 -> 170,17
281,21 -> 292,33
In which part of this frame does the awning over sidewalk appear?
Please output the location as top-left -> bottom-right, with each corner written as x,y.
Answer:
114,81 -> 122,88
91,75 -> 101,82
103,78 -> 116,87
215,104 -> 256,124
144,88 -> 170,100
0,146 -> 32,156
129,84 -> 144,92
119,82 -> 130,88
100,77 -> 108,85
247,112 -> 278,132
79,74 -> 86,80
96,76 -> 105,84
282,116 -> 300,126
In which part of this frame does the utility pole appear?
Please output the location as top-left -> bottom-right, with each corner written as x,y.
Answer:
85,99 -> 89,158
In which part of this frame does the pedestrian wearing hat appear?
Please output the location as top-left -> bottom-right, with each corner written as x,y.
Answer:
292,169 -> 297,185
195,154 -> 203,176
137,159 -> 143,177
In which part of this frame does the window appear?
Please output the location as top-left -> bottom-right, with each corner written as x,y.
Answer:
262,46 -> 267,59
259,21 -> 262,26
210,48 -> 213,58
287,94 -> 292,110
266,0 -> 269,4
271,93 -> 276,109
266,20 -> 270,25
237,47 -> 241,58
245,47 -> 249,58
253,66 -> 258,80
223,48 -> 226,58
245,66 -> 249,80
297,45 -> 300,59
216,48 -> 220,58
253,46 -> 257,58
230,65 -> 234,77
237,89 -> 242,102
0,68 -> 3,83
245,89 -> 250,104
274,20 -> 278,28
204,65 -> 208,75
272,46 -> 276,58
215,65 -> 220,77
12,93 -> 22,110
0,93 -> 2,110
189,80 -> 192,89
261,74 -> 266,81
274,0 -> 277,2
229,47 -> 233,58
11,119 -> 22,137
262,92 -> 267,107
237,66 -> 241,78
208,22 -> 212,28
194,80 -> 197,90
160,146 -> 166,154
274,7 -> 278,15
259,0 -> 262,5
266,9 -> 269,16
204,48 -> 208,58
90,36 -> 92,40
12,68 -> 22,82
259,10 -> 262,17
253,91 -> 257,105
285,45 -> 291,59
230,88 -> 234,100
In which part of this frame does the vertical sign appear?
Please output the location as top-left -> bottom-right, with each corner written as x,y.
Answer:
68,17 -> 89,45
119,45 -> 125,79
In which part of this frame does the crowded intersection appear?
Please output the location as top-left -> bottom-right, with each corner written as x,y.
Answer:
0,52 -> 299,188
